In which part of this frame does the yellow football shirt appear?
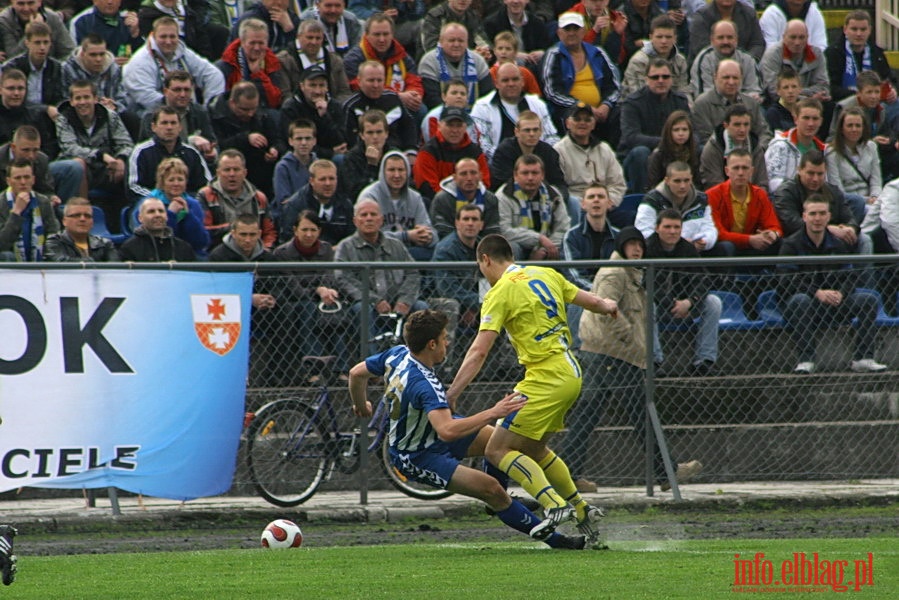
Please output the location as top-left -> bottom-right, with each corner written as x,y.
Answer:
479,264 -> 580,366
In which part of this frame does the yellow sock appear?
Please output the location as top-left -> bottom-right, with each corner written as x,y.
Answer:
539,451 -> 588,520
498,451 -> 566,509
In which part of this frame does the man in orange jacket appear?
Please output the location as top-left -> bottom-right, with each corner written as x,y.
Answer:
706,148 -> 783,257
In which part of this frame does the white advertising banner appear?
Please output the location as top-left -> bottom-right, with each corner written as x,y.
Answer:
0,269 -> 253,500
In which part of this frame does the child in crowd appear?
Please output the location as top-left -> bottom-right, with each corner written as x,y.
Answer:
489,32 -> 541,97
420,79 -> 481,145
766,67 -> 801,134
647,110 -> 701,190
273,119 -> 317,212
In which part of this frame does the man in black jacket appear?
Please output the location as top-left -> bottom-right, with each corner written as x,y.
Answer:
127,105 -> 212,204
42,197 -> 119,262
279,158 -> 354,245
119,198 -> 196,262
138,71 -> 218,165
824,10 -> 897,104
208,82 -> 285,200
644,208 -> 722,375
341,61 -> 418,156
772,150 -> 868,253
1,21 -> 65,117
777,196 -> 886,374
619,58 -> 690,193
278,65 -> 347,158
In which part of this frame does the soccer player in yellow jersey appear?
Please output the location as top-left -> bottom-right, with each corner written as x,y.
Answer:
446,234 -> 619,542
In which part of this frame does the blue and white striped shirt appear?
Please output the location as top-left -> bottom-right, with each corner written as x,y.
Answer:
365,345 -> 448,453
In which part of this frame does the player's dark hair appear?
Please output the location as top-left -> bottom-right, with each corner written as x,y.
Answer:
404,310 -> 449,353
477,234 -> 514,262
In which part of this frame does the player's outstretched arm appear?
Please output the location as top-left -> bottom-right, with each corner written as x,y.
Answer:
428,392 -> 527,442
446,330 -> 499,409
348,361 -> 374,417
573,289 -> 618,318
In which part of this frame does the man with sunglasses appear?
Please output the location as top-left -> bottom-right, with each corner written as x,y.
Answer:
42,196 -> 119,262
619,57 -> 690,193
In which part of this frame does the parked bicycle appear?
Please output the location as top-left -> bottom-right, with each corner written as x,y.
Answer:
245,354 -> 454,507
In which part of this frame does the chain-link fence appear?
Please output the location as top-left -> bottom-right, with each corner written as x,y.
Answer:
4,258 -> 896,502
230,256 -> 899,500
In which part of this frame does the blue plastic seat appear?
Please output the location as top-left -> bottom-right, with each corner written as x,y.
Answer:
756,290 -> 785,327
711,290 -> 766,330
90,206 -> 129,245
608,193 -> 643,228
855,288 -> 899,327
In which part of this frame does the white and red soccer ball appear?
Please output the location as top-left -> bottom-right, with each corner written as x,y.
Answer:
260,519 -> 303,549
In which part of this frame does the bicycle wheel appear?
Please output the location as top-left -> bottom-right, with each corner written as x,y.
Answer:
379,437 -> 454,501
246,399 -> 332,507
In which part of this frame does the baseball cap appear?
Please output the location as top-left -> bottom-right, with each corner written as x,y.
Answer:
440,106 -> 471,123
558,12 -> 585,29
567,101 -> 594,119
298,65 -> 328,82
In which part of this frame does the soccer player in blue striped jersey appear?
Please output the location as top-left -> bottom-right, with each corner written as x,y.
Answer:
446,234 -> 618,542
349,309 -> 588,549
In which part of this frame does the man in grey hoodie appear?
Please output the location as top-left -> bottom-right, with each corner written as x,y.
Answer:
357,150 -> 437,261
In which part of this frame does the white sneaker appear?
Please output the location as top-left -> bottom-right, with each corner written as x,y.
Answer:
850,359 -> 887,373
794,362 -> 816,374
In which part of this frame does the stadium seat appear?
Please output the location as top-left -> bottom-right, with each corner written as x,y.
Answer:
711,290 -> 766,330
119,206 -> 133,237
756,290 -> 785,328
855,288 -> 899,327
90,205 -> 129,246
608,193 -> 642,228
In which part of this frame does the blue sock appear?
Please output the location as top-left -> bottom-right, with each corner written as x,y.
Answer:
494,499 -> 539,536
482,459 -> 509,489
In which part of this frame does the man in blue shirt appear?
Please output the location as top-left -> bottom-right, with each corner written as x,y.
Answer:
348,309 -> 588,550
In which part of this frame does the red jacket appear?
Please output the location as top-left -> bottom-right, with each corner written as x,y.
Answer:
706,180 -> 783,249
351,37 -> 423,97
219,39 -> 284,109
413,129 -> 490,199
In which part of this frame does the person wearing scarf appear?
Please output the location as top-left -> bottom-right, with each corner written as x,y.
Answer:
230,0 -> 302,54
300,0 -> 362,58
0,161 -> 58,262
276,19 -> 352,104
824,10 -> 897,104
216,18 -> 290,109
343,14 -> 423,115
495,154 -> 569,260
418,23 -> 493,109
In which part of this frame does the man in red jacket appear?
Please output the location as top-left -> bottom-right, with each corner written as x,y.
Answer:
216,18 -> 289,109
706,148 -> 783,257
413,107 -> 490,203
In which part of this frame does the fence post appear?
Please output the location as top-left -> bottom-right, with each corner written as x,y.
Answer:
357,265 -> 371,506
643,263 -> 682,500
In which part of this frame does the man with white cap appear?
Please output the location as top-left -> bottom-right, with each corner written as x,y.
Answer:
541,11 -> 621,142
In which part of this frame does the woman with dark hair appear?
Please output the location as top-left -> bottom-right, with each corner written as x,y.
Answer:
825,107 -> 882,220
273,209 -> 347,378
646,110 -> 700,190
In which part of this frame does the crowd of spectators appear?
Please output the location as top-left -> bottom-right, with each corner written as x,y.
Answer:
1,0 -> 896,379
